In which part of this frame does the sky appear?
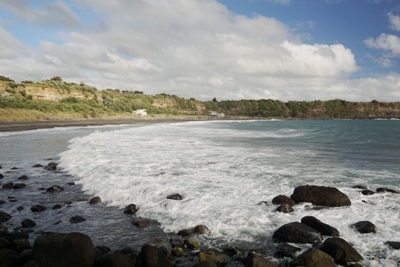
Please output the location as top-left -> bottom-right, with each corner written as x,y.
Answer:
0,0 -> 399,102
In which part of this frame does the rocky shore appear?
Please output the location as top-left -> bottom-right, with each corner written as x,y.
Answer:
1,162 -> 400,266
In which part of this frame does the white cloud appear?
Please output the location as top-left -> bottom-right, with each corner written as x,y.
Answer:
4,0 -> 398,102
365,34 -> 400,56
388,13 -> 400,31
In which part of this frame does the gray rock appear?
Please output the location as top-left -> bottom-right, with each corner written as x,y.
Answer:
89,196 -> 101,205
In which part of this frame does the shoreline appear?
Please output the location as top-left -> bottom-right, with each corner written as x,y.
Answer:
0,116 -> 203,132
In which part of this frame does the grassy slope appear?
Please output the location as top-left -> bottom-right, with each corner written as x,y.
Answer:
1,77 -> 400,121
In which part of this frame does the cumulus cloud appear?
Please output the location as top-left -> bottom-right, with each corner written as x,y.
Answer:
389,13 -> 400,31
3,0 -> 394,102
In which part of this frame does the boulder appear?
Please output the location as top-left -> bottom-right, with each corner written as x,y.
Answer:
70,216 -> 86,223
301,216 -> 339,237
199,251 -> 225,265
31,205 -> 47,212
21,219 -> 36,228
386,241 -> 400,250
194,261 -> 218,267
185,239 -> 200,249
352,221 -> 376,234
272,222 -> 322,244
0,173 -> 3,179
276,204 -> 294,213
95,253 -> 135,267
33,164 -> 44,168
11,238 -> 30,253
44,163 -> 58,171
274,243 -> 301,258
361,189 -> 375,195
124,204 -> 139,215
17,175 -> 29,180
0,211 -> 12,223
167,193 -> 183,200
2,182 -> 13,189
376,187 -> 398,193
46,185 -> 64,192
272,195 -> 296,206
291,185 -> 351,207
33,232 -> 95,267
89,196 -> 102,205
140,244 -> 173,267
0,248 -> 21,267
13,183 -> 26,189
194,225 -> 211,235
132,220 -> 150,228
290,248 -> 336,267
246,252 -> 278,267
319,237 -> 363,265
171,247 -> 184,257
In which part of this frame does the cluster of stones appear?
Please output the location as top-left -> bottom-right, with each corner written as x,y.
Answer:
1,163 -> 400,266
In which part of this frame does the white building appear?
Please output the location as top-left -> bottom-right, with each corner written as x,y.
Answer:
134,109 -> 147,116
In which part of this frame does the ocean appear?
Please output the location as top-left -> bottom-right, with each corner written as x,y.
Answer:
1,119 -> 399,266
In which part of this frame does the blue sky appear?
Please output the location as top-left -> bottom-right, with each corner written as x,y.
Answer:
0,0 -> 399,101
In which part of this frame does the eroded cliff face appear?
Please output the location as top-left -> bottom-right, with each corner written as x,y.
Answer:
1,81 -> 400,119
0,83 -> 97,102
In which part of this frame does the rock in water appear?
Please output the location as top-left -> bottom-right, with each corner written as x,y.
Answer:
140,244 -> 173,267
290,248 -> 336,267
291,185 -> 351,207
319,237 -> 363,265
33,232 -> 95,267
124,204 -> 139,215
0,211 -> 12,223
89,196 -> 101,205
272,222 -> 322,244
352,221 -> 376,234
301,216 -> 340,237
44,162 -> 58,171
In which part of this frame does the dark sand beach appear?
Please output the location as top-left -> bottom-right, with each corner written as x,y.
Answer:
0,116 -> 199,132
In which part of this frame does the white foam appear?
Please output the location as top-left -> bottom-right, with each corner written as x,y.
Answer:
59,121 -> 400,266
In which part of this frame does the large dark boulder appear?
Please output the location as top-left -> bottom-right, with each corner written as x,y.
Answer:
33,232 -> 95,267
290,248 -> 336,267
291,185 -> 351,207
140,244 -> 173,267
301,216 -> 339,237
272,222 -> 322,244
386,241 -> 400,250
0,211 -> 12,223
21,219 -> 36,228
46,185 -> 64,192
352,221 -> 376,234
319,237 -> 363,265
194,225 -> 211,235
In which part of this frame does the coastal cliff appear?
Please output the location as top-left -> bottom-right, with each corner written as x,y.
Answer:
0,76 -> 399,121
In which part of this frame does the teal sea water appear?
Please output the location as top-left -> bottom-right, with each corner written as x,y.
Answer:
1,119 -> 399,266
